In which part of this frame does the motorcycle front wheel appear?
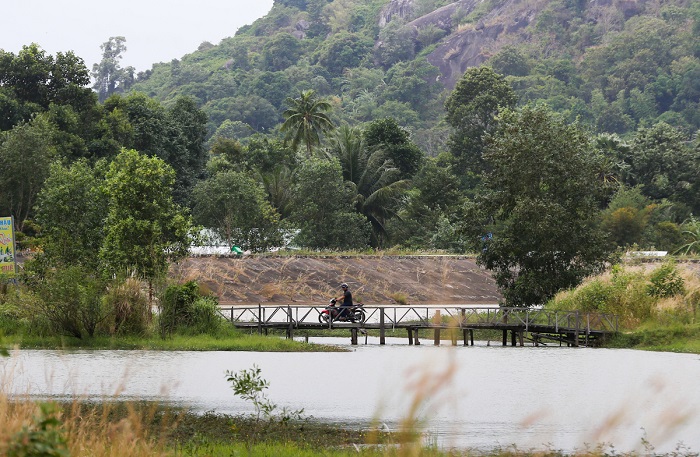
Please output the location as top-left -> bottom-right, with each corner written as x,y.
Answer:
353,310 -> 366,324
318,313 -> 331,324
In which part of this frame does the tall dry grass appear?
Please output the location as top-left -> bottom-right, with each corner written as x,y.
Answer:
0,395 -> 172,457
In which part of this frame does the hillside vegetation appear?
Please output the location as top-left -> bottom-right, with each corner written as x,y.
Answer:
1,0 -> 699,346
129,0 -> 700,143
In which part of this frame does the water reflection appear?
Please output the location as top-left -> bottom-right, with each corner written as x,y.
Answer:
1,339 -> 699,453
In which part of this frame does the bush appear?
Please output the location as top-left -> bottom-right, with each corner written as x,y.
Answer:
159,281 -> 221,337
103,278 -> 151,336
647,261 -> 685,298
31,266 -> 108,339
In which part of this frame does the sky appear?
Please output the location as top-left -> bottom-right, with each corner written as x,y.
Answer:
1,0 -> 274,73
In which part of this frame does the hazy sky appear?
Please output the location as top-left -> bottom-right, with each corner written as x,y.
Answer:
1,0 -> 274,72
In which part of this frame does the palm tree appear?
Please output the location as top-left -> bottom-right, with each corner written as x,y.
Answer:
326,125 -> 409,247
675,215 -> 700,255
281,89 -> 334,156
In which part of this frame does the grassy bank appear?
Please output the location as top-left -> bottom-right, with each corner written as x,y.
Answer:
0,398 -> 631,457
2,327 -> 345,352
606,323 -> 700,353
547,261 -> 700,353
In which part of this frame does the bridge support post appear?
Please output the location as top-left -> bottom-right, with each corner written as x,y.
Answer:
463,329 -> 474,346
519,331 -> 524,347
351,328 -> 358,345
414,328 -> 420,345
407,328 -> 413,345
433,310 -> 441,346
502,330 -> 507,346
286,306 -> 294,340
379,309 -> 386,345
511,330 -> 516,346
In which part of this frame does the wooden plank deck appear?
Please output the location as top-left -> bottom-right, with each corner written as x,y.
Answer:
219,305 -> 619,347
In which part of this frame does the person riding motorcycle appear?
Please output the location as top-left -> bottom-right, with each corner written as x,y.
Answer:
334,283 -> 353,321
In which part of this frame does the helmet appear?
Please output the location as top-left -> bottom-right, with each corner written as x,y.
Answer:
340,283 -> 348,289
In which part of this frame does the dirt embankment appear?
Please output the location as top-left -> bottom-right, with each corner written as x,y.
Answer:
171,255 -> 502,306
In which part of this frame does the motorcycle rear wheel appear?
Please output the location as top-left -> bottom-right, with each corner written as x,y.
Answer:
352,309 -> 366,324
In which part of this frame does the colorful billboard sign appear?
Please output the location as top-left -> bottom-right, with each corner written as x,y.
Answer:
0,217 -> 16,274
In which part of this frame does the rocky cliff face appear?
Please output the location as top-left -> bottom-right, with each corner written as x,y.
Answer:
378,0 -> 649,90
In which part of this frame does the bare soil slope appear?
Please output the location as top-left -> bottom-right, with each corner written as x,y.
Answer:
171,255 -> 502,306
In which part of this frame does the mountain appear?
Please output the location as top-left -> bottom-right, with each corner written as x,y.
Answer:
129,0 -> 699,148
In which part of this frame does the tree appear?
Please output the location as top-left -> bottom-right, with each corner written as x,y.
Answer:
92,37 -> 135,102
34,160 -> 107,269
104,93 -> 209,205
363,118 -> 423,179
100,149 -> 192,294
192,171 -> 282,252
281,89 -> 334,156
391,158 -> 464,249
290,157 -> 371,250
316,32 -> 373,76
326,125 -> 409,247
0,116 -> 57,231
261,33 -> 303,71
0,44 -> 93,130
203,95 -> 279,133
444,66 -> 517,184
469,105 -> 612,307
626,122 -> 700,213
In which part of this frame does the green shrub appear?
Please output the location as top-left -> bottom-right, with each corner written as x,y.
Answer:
29,266 -> 108,339
103,278 -> 151,336
647,261 -> 685,298
6,403 -> 69,457
159,281 -> 221,337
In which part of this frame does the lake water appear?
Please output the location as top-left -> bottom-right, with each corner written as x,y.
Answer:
2,337 -> 699,454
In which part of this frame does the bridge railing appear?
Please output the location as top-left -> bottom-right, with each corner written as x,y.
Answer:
219,304 -> 618,334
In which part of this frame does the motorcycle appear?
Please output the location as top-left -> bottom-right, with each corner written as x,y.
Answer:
319,298 -> 366,324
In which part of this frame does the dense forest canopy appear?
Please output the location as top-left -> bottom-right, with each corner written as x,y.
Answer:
1,0 -> 699,307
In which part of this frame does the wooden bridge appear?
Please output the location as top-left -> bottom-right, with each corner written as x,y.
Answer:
219,304 -> 619,347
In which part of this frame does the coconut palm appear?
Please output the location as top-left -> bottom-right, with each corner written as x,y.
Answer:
326,125 -> 409,247
280,89 -> 334,156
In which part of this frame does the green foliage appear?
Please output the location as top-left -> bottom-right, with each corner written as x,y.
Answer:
225,365 -> 275,421
0,116 -> 57,231
159,281 -> 221,337
625,122 -> 700,212
444,66 -> 517,183
0,43 -> 93,130
471,105 -> 613,306
363,118 -> 423,179
225,365 -> 304,424
315,32 -> 373,76
326,125 -> 409,247
676,215 -> 700,255
192,170 -> 282,252
6,403 -> 69,457
101,149 -> 192,282
34,160 -> 107,270
647,261 -> 685,298
549,262 -> 699,330
103,277 -> 151,336
548,265 -> 656,327
290,157 -> 371,250
30,266 -> 108,339
91,36 -> 134,102
261,33 -> 303,71
281,89 -> 335,156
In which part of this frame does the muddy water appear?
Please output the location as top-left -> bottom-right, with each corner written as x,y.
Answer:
2,339 -> 700,454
